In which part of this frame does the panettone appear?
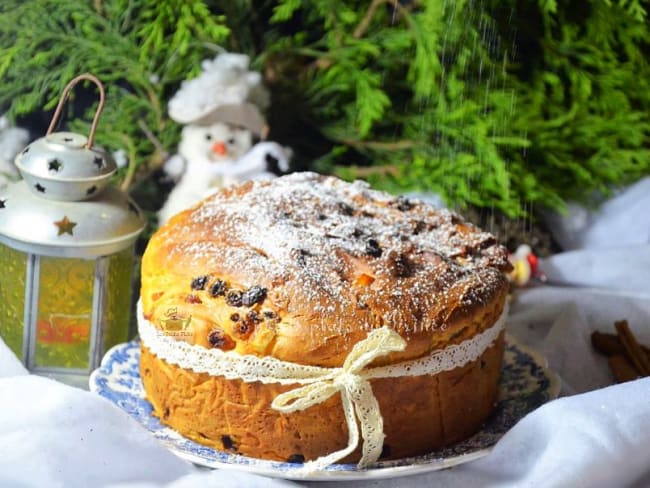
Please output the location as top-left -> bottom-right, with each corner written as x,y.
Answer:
139,173 -> 512,469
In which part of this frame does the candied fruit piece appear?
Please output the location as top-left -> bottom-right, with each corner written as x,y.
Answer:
221,435 -> 236,451
207,329 -> 235,350
394,196 -> 413,211
391,253 -> 414,278
209,279 -> 227,297
365,238 -> 382,257
235,322 -> 253,338
355,273 -> 375,287
226,290 -> 243,307
242,285 -> 267,306
338,202 -> 354,216
287,454 -> 305,464
412,220 -> 426,235
191,276 -> 208,290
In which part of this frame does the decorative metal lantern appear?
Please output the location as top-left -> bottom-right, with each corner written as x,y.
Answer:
0,74 -> 145,386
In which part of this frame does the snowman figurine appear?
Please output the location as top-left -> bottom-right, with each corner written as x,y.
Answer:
157,52 -> 291,225
158,120 -> 290,224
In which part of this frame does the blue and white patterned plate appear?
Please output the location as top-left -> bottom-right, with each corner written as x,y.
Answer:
89,335 -> 560,481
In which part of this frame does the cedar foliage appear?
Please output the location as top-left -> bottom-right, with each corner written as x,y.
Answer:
0,0 -> 649,217
0,0 -> 229,191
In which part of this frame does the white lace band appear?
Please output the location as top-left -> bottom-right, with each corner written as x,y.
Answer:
137,300 -> 508,473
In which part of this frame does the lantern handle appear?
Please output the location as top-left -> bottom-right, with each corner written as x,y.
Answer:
46,73 -> 106,149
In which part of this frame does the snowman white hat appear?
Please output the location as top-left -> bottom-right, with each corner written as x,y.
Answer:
187,102 -> 268,139
168,52 -> 270,137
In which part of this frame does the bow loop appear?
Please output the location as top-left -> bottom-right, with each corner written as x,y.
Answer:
270,326 -> 406,471
343,327 -> 407,373
272,381 -> 339,413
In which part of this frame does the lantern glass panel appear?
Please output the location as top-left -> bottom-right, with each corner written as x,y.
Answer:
104,247 -> 134,349
0,243 -> 27,356
35,256 -> 94,369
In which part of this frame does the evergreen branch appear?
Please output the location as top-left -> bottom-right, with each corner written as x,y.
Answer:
118,134 -> 138,192
125,147 -> 168,192
137,119 -> 167,160
271,0 -> 301,23
354,0 -> 417,39
354,0 -> 395,38
338,138 -> 416,150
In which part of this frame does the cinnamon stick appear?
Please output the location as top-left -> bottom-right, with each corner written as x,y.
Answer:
591,331 -> 626,356
608,355 -> 642,383
591,331 -> 650,359
614,320 -> 650,376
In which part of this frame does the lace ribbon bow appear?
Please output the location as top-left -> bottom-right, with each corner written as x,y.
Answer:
271,326 -> 407,472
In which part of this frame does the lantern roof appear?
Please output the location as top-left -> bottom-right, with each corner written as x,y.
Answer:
0,74 -> 146,258
0,180 -> 145,258
14,131 -> 117,201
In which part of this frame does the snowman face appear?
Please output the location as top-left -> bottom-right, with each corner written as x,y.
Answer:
179,122 -> 253,163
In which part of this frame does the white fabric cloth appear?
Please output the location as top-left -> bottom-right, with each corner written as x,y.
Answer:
2,182 -> 650,487
543,176 -> 650,250
0,337 -> 27,377
540,245 -> 650,293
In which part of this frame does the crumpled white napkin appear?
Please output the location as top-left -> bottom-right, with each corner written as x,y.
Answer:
107,470 -> 299,488
539,245 -> 650,294
464,376 -> 650,488
0,375 -> 193,488
0,337 -> 27,377
543,176 -> 650,250
0,373 -> 297,488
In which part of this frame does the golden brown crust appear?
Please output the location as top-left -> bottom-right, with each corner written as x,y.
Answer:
141,173 -> 511,366
140,332 -> 504,463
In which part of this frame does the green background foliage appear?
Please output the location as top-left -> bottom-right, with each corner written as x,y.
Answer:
1,0 -> 648,217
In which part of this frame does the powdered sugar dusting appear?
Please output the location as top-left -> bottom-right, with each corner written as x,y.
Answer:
165,172 -> 510,334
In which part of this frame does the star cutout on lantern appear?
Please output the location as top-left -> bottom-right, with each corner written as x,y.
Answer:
35,183 -> 46,193
93,156 -> 104,169
48,159 -> 62,172
0,199 -> 6,209
54,216 -> 77,236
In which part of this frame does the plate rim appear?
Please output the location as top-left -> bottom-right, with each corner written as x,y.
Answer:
502,333 -> 562,401
89,334 -> 560,481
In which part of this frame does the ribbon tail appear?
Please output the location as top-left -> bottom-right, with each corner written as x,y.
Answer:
296,388 -> 360,475
350,379 -> 384,468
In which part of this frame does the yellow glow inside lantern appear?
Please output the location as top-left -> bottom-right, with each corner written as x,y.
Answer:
35,256 -> 94,368
0,244 -> 134,373
0,243 -> 26,354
